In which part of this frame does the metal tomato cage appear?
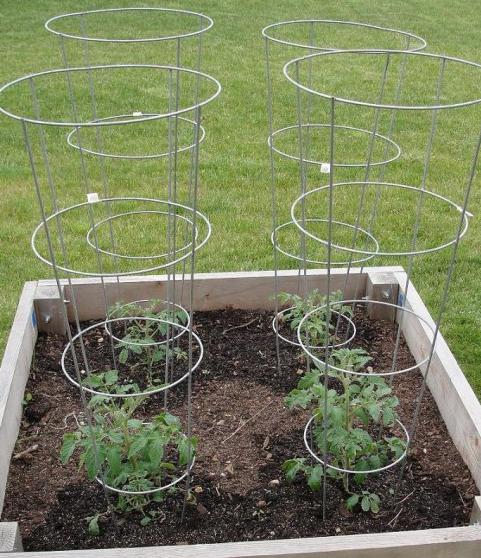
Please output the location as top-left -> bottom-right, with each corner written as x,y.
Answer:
263,20 -> 427,354
0,8 -> 220,514
45,7 -> 213,67
265,22 -> 481,519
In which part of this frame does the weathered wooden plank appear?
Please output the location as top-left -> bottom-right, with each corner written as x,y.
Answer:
1,269 -> 480,557
39,267 -> 404,331
471,496 -> 481,525
394,271 -> 481,490
0,522 -> 23,552
5,526 -> 481,558
0,282 -> 37,515
61,269 -> 370,322
34,283 -> 67,335
366,271 -> 399,322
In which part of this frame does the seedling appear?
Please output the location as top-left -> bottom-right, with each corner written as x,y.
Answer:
60,371 -> 196,526
109,300 -> 188,385
277,290 -> 352,347
283,348 -> 406,513
109,299 -> 188,342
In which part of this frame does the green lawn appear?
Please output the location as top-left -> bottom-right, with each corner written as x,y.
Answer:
1,0 -> 481,397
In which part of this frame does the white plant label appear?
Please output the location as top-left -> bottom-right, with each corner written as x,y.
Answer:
320,163 -> 331,174
87,192 -> 100,204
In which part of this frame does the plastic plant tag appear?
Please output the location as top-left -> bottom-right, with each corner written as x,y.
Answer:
320,163 -> 331,174
87,192 -> 100,204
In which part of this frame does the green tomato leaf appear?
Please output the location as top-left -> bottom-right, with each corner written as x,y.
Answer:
307,465 -> 323,491
106,446 -> 121,480
84,445 -> 101,480
370,493 -> 381,513
361,495 -> 371,512
178,437 -> 195,466
60,432 -> 79,464
354,407 -> 370,427
130,344 -> 143,355
382,407 -> 395,427
113,471 -> 130,488
117,383 -> 138,394
346,493 -> 359,511
87,514 -> 100,536
387,437 -> 406,458
119,348 -> 128,364
148,439 -> 165,468
285,389 -> 313,409
128,436 -> 148,458
140,516 -> 152,526
88,395 -> 109,408
152,491 -> 166,503
104,370 -> 119,386
297,370 -> 321,389
282,458 -> 305,482
375,384 -> 392,398
162,412 -> 181,427
330,406 -> 345,426
349,383 -> 361,394
108,431 -> 124,444
151,349 -> 165,363
353,459 -> 370,486
83,373 -> 103,388
367,402 -> 381,422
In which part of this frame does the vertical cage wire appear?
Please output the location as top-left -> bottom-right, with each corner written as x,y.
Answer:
43,8 -> 214,361
45,7 -> 213,69
263,20 -> 427,379
281,48 -> 481,517
0,37 -> 220,516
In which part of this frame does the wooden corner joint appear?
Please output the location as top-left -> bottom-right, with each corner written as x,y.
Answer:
365,271 -> 400,322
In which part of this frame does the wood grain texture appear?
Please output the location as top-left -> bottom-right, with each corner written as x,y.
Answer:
0,282 -> 37,516
36,267 -> 404,331
4,526 -> 481,558
0,522 -> 23,552
394,271 -> 481,490
62,269 -> 369,323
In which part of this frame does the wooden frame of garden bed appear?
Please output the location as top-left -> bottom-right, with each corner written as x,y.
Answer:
1,266 -> 481,556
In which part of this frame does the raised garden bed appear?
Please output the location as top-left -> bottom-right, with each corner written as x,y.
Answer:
1,268 -> 481,557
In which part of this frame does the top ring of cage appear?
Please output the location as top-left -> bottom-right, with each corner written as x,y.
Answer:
283,50 -> 481,110
262,20 -> 426,52
45,7 -> 213,43
0,64 -> 222,127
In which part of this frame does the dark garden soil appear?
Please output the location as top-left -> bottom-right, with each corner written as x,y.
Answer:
2,309 -> 477,551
